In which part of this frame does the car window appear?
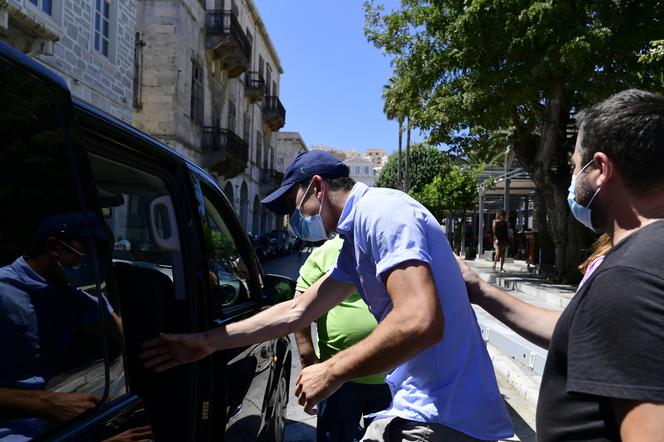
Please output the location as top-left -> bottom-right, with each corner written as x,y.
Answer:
88,153 -> 185,299
197,181 -> 252,313
0,57 -> 120,439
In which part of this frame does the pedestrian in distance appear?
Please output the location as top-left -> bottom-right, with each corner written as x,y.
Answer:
457,89 -> 664,441
492,210 -> 509,272
294,236 -> 391,442
140,150 -> 514,442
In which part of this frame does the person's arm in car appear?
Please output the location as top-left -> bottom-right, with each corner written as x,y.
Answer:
140,275 -> 355,372
0,388 -> 99,423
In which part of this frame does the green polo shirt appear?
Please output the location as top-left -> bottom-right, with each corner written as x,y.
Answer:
296,236 -> 385,385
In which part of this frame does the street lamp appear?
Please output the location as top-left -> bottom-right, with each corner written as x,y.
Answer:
477,181 -> 486,255
504,146 -> 511,216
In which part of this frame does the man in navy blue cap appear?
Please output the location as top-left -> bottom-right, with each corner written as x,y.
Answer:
0,212 -> 122,441
141,150 -> 513,441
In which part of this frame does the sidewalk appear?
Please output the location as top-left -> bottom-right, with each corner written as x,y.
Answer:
464,257 -> 578,435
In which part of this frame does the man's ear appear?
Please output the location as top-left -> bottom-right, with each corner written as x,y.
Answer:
311,175 -> 325,198
594,152 -> 614,187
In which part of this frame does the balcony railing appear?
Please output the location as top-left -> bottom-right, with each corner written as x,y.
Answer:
244,71 -> 266,103
262,96 -> 286,131
200,127 -> 249,178
205,10 -> 251,78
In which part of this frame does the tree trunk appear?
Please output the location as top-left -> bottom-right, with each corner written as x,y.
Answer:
397,118 -> 403,191
405,117 -> 411,192
511,84 -> 588,279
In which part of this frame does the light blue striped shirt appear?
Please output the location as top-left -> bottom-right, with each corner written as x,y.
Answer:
330,183 -> 513,440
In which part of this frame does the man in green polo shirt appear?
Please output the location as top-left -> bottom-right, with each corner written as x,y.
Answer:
294,236 -> 391,442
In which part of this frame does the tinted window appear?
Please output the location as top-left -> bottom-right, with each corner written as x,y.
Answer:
0,57 -> 120,439
198,182 -> 251,313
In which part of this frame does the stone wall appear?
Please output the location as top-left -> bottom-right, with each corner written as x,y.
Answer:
2,0 -> 136,122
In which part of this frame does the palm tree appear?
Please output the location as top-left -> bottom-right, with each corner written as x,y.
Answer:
383,77 -> 404,190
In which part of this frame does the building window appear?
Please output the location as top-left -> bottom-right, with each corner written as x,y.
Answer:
258,55 -> 264,82
227,100 -> 236,133
355,166 -> 360,175
93,0 -> 111,57
364,166 -> 369,175
29,0 -> 52,15
190,60 -> 204,124
256,131 -> 262,166
133,32 -> 145,109
243,112 -> 250,142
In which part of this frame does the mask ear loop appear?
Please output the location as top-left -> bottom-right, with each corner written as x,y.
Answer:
578,159 -> 602,209
297,180 -> 315,212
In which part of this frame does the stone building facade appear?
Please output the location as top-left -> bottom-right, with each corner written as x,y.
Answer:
133,0 -> 285,235
1,0 -> 136,122
275,131 -> 307,173
344,156 -> 376,186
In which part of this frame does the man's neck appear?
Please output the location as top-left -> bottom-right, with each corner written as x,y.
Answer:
608,189 -> 664,245
328,189 -> 352,226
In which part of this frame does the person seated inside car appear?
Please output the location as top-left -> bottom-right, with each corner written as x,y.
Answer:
0,213 -> 123,441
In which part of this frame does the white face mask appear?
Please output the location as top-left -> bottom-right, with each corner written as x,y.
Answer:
567,159 -> 602,233
289,180 -> 330,242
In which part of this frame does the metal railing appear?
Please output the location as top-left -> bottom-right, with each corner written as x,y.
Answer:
202,127 -> 247,153
245,71 -> 266,92
262,95 -> 286,124
205,10 -> 251,60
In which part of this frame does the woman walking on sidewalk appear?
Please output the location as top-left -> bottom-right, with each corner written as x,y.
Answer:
492,211 -> 509,272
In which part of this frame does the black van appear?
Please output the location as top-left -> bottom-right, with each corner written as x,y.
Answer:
0,40 -> 293,442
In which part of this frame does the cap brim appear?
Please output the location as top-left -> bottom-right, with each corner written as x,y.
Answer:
260,182 -> 295,215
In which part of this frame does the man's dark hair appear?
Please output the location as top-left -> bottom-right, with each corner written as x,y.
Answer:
575,89 -> 664,192
297,165 -> 355,192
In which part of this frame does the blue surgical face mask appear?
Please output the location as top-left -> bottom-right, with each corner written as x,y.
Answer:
289,180 -> 330,242
567,159 -> 602,233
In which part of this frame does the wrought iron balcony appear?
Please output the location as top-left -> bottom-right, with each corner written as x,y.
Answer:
262,96 -> 286,131
259,169 -> 284,195
205,10 -> 251,78
244,71 -> 266,103
200,127 -> 249,178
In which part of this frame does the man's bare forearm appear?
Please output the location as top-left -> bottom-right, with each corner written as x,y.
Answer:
292,290 -> 318,366
205,276 -> 354,352
325,262 -> 443,383
294,325 -> 318,367
475,279 -> 560,348
0,388 -> 50,420
325,302 -> 441,384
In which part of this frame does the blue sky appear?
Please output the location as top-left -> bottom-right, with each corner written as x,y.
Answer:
253,1 -> 426,154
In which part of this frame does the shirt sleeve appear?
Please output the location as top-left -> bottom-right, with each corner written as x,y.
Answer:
368,202 -> 433,280
567,265 -> 664,402
329,238 -> 355,283
296,247 -> 328,292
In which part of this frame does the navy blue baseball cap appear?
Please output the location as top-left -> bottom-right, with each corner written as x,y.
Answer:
36,212 -> 109,242
261,150 -> 349,215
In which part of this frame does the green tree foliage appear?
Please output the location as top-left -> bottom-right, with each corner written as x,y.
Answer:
639,40 -> 664,86
365,0 -> 664,277
411,166 -> 482,221
377,144 -> 450,191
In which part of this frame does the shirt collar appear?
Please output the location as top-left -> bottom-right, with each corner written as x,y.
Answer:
336,182 -> 370,236
8,256 -> 49,290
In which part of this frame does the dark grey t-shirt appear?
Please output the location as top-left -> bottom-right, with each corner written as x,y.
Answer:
537,220 -> 664,441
